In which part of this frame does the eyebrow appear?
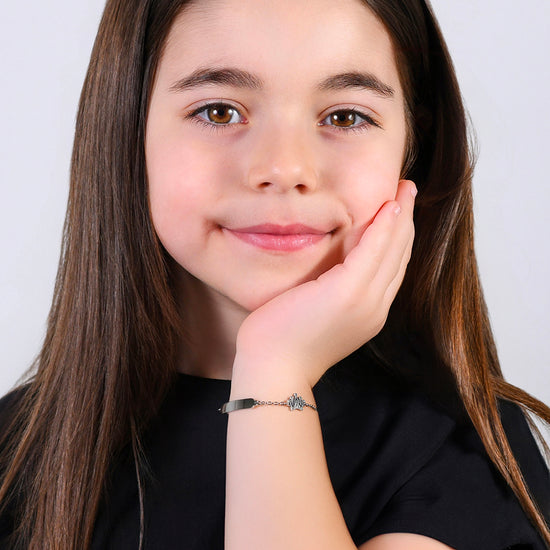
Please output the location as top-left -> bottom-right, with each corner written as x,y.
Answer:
168,67 -> 395,98
317,72 -> 394,98
169,67 -> 263,92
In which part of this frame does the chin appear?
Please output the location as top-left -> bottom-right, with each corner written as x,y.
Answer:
227,275 -> 314,313
234,258 -> 344,312
230,289 -> 286,313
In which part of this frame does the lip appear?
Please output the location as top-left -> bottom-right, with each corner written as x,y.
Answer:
225,224 -> 330,251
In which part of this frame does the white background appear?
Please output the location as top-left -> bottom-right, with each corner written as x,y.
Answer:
1,2 -> 549,409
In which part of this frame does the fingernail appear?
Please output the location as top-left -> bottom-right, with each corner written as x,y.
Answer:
410,183 -> 418,198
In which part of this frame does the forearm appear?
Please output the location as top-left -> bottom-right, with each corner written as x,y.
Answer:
224,357 -> 357,550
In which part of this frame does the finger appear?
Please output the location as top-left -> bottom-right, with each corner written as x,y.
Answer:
339,197 -> 403,291
381,226 -> 414,310
317,180 -> 415,302
368,180 -> 416,293
396,179 -> 417,216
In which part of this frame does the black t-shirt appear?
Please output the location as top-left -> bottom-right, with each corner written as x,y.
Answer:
1,354 -> 549,549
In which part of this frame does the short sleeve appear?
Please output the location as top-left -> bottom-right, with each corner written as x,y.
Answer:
359,403 -> 550,550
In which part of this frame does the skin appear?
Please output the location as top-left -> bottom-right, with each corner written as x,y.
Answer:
146,0 -> 452,548
146,0 -> 409,379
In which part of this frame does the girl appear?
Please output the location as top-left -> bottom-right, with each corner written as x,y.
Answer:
1,0 -> 549,549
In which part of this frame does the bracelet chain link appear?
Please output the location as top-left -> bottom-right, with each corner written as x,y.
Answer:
254,393 -> 317,411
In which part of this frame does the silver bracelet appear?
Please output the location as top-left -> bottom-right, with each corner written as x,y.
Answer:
218,392 -> 317,414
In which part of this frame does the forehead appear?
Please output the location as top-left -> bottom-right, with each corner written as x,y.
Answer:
158,0 -> 402,99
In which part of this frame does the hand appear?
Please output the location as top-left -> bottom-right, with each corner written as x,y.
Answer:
234,179 -> 417,388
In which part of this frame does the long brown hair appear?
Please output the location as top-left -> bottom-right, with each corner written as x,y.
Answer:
0,0 -> 548,548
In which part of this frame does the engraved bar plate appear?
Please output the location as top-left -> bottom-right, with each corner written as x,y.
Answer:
219,398 -> 256,414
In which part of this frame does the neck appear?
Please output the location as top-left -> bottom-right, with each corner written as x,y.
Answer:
175,271 -> 248,380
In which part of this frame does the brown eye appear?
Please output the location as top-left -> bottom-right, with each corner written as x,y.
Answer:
319,109 -> 380,132
330,111 -> 357,127
189,103 -> 244,127
206,105 -> 236,124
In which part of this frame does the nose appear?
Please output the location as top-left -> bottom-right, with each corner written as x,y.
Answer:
245,124 -> 319,193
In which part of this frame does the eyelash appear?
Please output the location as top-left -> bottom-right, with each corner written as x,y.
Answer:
186,103 -> 246,133
185,102 -> 381,133
319,108 -> 381,133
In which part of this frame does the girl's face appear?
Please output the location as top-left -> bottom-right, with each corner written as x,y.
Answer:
146,0 -> 408,312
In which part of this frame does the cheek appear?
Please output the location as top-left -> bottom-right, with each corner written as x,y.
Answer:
147,129 -> 240,209
147,128 -> 220,213
335,147 -> 401,220
146,135 -> 209,256
326,144 -> 402,258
